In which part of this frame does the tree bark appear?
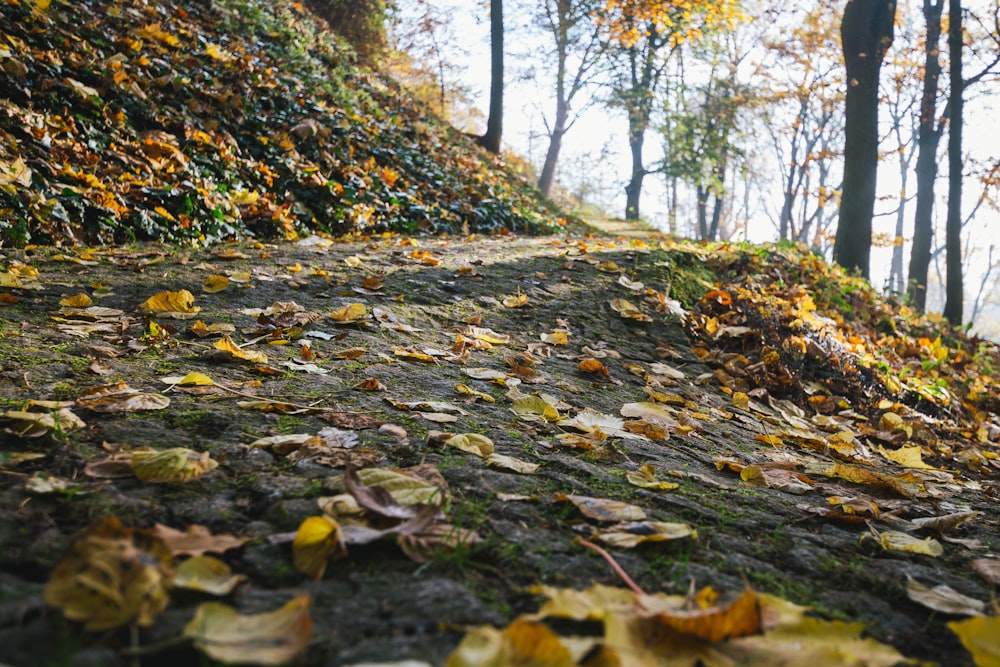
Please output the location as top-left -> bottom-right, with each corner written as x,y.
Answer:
478,0 -> 503,153
943,0 -> 964,324
833,0 -> 896,277
907,0 -> 944,312
625,115 -> 646,220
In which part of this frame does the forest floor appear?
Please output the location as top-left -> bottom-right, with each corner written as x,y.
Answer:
0,231 -> 998,666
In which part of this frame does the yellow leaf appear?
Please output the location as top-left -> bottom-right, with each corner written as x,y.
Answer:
60,293 -> 93,307
639,587 -> 761,643
292,516 -> 345,580
948,615 -> 1000,667
174,555 -> 247,595
511,396 -> 562,423
878,444 -> 935,470
486,453 -> 539,474
626,463 -> 680,490
555,494 -> 646,522
609,298 -> 652,321
732,391 -> 750,410
44,517 -> 174,631
202,275 -> 230,293
540,331 -> 569,345
328,302 -> 368,324
139,289 -> 200,315
213,335 -> 268,364
754,434 -> 784,446
448,620 -> 575,667
445,433 -> 494,458
866,528 -> 943,557
184,595 -> 313,666
177,372 -> 215,386
594,521 -> 694,548
131,447 -> 219,483
356,468 -> 449,508
502,292 -> 529,308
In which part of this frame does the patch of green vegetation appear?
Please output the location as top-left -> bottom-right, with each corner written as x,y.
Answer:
49,382 -> 78,401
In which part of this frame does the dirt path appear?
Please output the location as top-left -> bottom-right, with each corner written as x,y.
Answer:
0,235 -> 993,666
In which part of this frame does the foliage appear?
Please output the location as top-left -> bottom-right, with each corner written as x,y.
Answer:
304,0 -> 390,62
0,0 -> 564,247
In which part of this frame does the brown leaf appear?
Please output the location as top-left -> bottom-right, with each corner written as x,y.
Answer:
152,523 -> 248,556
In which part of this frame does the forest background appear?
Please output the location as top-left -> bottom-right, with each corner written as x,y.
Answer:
381,0 -> 1000,338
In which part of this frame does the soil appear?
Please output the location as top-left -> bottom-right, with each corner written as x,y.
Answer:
0,232 -> 993,666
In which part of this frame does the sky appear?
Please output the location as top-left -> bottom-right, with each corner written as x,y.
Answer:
391,0 -> 1000,335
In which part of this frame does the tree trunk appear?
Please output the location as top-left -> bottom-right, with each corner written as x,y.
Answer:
907,0 -> 944,312
625,118 -> 645,220
538,125 -> 564,197
833,0 -> 896,278
943,0 -> 964,325
478,0 -> 503,153
697,185 -> 709,239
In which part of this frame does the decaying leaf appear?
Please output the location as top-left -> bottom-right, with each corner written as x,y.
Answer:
447,619 -> 575,667
906,576 -> 984,616
444,433 -> 494,457
638,587 -> 762,643
863,526 -> 943,557
626,463 -> 680,490
131,447 -> 219,483
75,381 -> 170,412
487,452 -> 539,474
511,396 -> 562,422
593,521 -> 695,548
609,298 -> 652,322
173,555 -> 247,595
328,302 -> 368,324
184,595 -> 313,666
44,517 -> 174,630
4,407 -> 85,438
152,523 -> 248,556
556,494 -> 646,522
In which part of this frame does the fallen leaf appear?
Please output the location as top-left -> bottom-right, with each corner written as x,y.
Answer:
202,274 -> 230,293
948,615 -> 1000,666
174,555 -> 247,595
444,433 -> 494,457
75,381 -> 170,412
152,524 -> 248,556
131,447 -> 219,483
293,515 -> 345,579
593,521 -> 695,548
555,494 -> 646,522
906,576 -> 984,616
625,463 -> 680,490
328,302 -> 368,324
487,453 -> 539,474
184,595 -> 313,666
44,517 -> 174,630
138,289 -> 201,318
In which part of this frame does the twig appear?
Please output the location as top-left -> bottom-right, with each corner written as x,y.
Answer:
575,537 -> 647,596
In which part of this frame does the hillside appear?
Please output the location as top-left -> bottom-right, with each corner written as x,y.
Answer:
0,0 -> 564,246
2,1 -> 1000,666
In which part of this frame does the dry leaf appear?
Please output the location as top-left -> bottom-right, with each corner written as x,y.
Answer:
75,381 -> 170,412
487,453 -> 539,475
138,289 -> 201,318
202,274 -> 230,293
906,576 -> 984,616
184,595 -> 313,666
213,335 -> 268,364
329,302 -> 368,324
131,447 -> 218,483
555,494 -> 646,522
152,523 -> 248,556
593,521 -> 695,548
444,433 -> 494,457
44,517 -> 174,630
174,555 -> 247,595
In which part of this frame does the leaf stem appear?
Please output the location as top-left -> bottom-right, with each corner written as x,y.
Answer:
575,537 -> 647,596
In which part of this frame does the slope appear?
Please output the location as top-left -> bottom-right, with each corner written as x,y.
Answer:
0,0 -> 564,246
